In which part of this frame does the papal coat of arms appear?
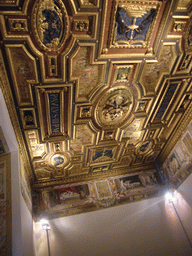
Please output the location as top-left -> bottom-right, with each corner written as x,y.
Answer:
111,2 -> 159,48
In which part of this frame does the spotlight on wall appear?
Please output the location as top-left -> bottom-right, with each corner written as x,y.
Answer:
165,190 -> 192,249
165,191 -> 177,203
40,219 -> 50,230
40,219 -> 51,256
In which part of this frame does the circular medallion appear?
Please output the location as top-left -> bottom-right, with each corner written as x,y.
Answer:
32,0 -> 69,52
50,153 -> 67,168
95,87 -> 133,127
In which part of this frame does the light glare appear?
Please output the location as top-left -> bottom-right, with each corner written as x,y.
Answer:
165,191 -> 177,202
40,219 -> 50,230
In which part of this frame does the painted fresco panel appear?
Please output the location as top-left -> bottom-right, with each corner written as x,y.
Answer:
162,120 -> 192,183
33,183 -> 95,219
0,201 -> 6,255
182,132 -> 192,155
0,154 -> 11,256
0,127 -> 9,155
33,170 -> 161,220
0,140 -> 5,155
175,141 -> 190,165
0,162 -> 6,200
95,180 -> 112,200
168,152 -> 180,176
112,171 -> 158,199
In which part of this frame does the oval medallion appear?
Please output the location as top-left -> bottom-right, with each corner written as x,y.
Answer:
32,0 -> 69,51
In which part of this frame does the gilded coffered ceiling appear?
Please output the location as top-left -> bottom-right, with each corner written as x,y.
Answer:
0,0 -> 192,219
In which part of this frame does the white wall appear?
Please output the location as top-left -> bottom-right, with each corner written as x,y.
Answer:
34,174 -> 192,256
20,193 -> 34,256
0,89 -> 34,256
